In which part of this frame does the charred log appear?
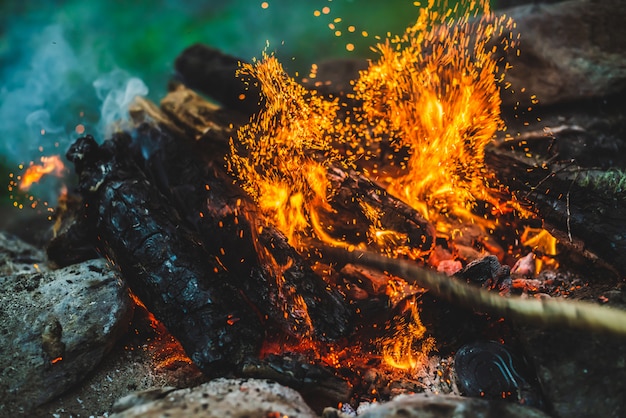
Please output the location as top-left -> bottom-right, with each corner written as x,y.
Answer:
485,147 -> 626,275
64,134 -> 264,376
325,166 -> 436,255
46,194 -> 99,267
174,44 -> 263,116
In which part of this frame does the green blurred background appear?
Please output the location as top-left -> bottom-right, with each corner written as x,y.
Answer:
0,0 -> 500,207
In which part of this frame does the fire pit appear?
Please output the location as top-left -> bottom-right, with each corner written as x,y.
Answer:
2,0 -> 626,417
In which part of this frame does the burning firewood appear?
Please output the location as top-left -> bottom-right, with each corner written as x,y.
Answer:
130,50 -> 626,339
136,87 -> 437,259
56,112 -> 362,376
126,119 -> 354,342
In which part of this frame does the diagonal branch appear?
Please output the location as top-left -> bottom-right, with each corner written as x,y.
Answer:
323,245 -> 626,337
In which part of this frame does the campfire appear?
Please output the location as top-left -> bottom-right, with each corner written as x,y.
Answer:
4,0 -> 626,416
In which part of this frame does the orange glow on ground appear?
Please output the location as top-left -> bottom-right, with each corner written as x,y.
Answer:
127,292 -> 194,369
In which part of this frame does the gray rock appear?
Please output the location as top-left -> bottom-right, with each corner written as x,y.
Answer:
499,0 -> 626,106
0,245 -> 133,415
110,378 -> 318,418
0,231 -> 47,275
324,393 -> 551,418
518,326 -> 626,418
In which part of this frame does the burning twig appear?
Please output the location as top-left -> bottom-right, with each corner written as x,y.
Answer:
325,246 -> 626,337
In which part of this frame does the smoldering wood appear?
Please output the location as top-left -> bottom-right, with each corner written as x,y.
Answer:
64,134 -> 265,376
59,131 -> 355,406
325,166 -> 436,254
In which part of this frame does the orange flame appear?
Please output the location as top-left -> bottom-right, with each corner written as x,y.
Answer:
520,226 -> 558,272
231,54 -> 343,247
19,155 -> 66,191
353,0 -> 511,230
230,0 -> 520,370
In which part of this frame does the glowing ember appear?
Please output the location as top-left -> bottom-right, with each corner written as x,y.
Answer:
128,292 -> 194,369
18,155 -> 66,191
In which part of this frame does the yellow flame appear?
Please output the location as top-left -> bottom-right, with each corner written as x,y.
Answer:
380,296 -> 435,370
353,0 -> 510,229
231,52 -> 344,246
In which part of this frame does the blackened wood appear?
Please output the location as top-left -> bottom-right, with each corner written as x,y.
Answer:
46,211 -> 98,267
46,191 -> 99,267
66,134 -> 264,376
174,44 -> 263,116
485,147 -> 626,275
129,122 -> 353,341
